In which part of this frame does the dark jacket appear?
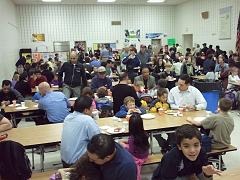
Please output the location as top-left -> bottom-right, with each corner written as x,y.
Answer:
152,147 -> 209,180
14,81 -> 32,97
91,75 -> 112,92
122,56 -> 141,72
0,89 -> 24,104
58,62 -> 87,87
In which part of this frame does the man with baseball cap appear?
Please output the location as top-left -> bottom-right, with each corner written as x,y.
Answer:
91,66 -> 112,92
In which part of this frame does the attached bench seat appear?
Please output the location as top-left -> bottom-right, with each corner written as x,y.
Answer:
143,153 -> 163,165
207,145 -> 237,170
31,154 -> 163,179
31,170 -> 56,180
207,145 -> 237,156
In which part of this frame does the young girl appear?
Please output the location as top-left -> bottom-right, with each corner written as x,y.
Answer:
120,113 -> 149,180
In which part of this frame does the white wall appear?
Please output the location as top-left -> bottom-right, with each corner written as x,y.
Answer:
175,0 -> 240,52
0,0 -> 19,82
17,4 -> 175,51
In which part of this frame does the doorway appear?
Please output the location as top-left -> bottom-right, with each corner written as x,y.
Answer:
182,34 -> 193,54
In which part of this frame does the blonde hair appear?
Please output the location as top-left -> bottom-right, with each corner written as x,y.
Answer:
123,96 -> 135,106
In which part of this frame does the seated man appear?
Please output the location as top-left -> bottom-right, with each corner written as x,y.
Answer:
91,66 -> 112,92
134,67 -> 156,91
61,96 -> 100,167
0,114 -> 12,132
35,82 -> 70,125
87,134 -> 137,180
0,80 -> 24,106
168,74 -> 207,110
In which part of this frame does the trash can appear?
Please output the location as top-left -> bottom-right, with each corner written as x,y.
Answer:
192,80 -> 222,113
202,91 -> 220,113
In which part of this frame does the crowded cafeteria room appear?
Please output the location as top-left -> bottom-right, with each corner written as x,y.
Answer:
1,0 -> 240,179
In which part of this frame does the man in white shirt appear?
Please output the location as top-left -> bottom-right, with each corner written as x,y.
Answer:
168,74 -> 207,110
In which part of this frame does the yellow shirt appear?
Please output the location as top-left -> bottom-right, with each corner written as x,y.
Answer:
149,101 -> 170,113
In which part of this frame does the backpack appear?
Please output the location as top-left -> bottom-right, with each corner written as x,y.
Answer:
224,89 -> 238,109
0,140 -> 32,180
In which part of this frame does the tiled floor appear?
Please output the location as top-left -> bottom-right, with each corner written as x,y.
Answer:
18,111 -> 240,179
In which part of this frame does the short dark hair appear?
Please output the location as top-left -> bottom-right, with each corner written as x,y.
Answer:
179,74 -> 191,84
157,79 -> 167,88
176,124 -> 202,145
74,96 -> 93,113
19,73 -> 28,81
96,87 -> 108,98
87,134 -> 115,159
119,72 -> 128,81
81,87 -> 94,97
35,70 -> 41,74
219,98 -> 232,112
2,80 -> 12,87
106,60 -> 113,64
157,88 -> 168,97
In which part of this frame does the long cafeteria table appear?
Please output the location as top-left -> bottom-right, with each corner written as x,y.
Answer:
2,110 -> 207,171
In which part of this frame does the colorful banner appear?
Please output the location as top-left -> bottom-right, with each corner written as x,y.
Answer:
125,29 -> 140,42
145,33 -> 167,39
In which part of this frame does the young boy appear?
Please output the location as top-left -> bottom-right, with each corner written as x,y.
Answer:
152,124 -> 221,180
150,88 -> 172,153
96,87 -> 113,110
115,96 -> 145,118
187,98 -> 234,150
149,88 -> 170,112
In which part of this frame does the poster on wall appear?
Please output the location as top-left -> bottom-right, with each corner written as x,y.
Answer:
167,38 -> 176,46
32,33 -> 45,42
32,52 -> 69,63
219,6 -> 232,40
74,41 -> 87,52
151,39 -> 162,55
146,33 -> 167,39
125,29 -> 140,42
93,43 -> 116,51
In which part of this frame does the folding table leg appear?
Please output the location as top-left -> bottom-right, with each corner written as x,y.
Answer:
10,114 -> 17,128
32,148 -> 35,169
150,132 -> 153,154
218,155 -> 222,170
40,146 -> 45,172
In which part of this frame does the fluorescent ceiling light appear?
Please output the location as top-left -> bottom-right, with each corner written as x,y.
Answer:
42,0 -> 62,2
97,0 -> 116,2
147,0 -> 165,3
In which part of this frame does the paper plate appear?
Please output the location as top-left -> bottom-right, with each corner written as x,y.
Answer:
52,85 -> 59,88
15,106 -> 28,110
69,97 -> 78,101
141,114 -> 156,119
106,127 -> 125,134
8,104 -> 21,107
100,126 -> 111,130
